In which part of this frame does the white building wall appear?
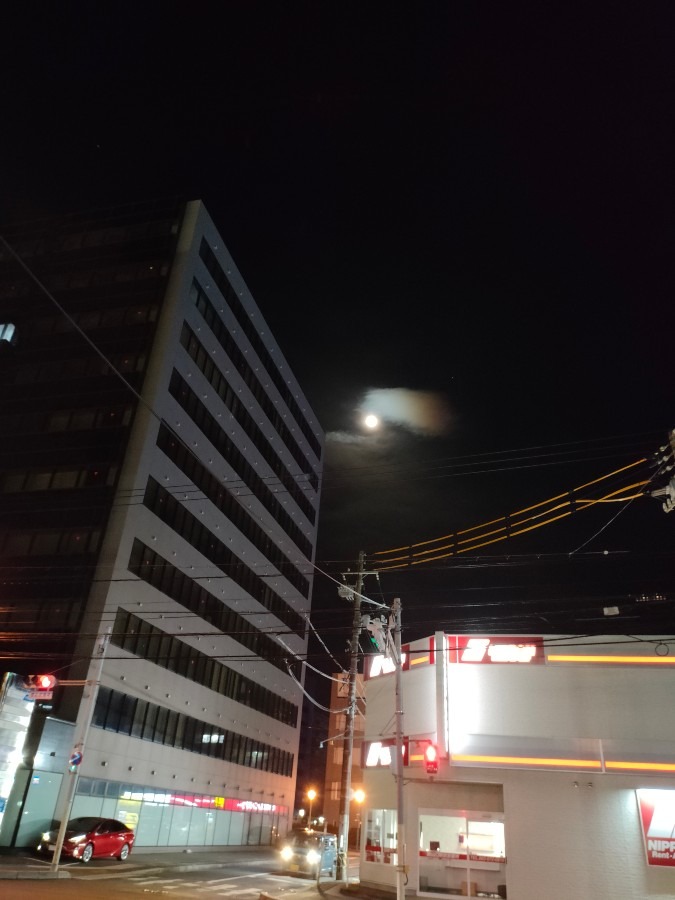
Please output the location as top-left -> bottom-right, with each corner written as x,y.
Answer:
503,769 -> 675,900
448,661 -> 675,743
362,634 -> 675,898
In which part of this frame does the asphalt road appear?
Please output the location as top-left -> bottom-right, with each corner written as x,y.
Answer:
1,871 -> 333,900
0,849 -> 359,900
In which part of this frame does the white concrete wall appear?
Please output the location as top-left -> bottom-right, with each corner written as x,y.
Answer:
502,769 -> 675,900
362,635 -> 675,897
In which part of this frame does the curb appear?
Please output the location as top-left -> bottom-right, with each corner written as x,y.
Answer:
0,869 -> 72,880
0,860 -> 233,881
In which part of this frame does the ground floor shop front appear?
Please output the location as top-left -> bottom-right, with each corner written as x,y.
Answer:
0,676 -> 292,851
1,767 -> 288,850
360,769 -> 675,899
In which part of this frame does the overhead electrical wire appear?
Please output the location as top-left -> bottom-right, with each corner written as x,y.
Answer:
369,457 -> 658,570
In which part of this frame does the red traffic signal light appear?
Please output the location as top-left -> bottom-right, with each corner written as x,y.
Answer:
26,674 -> 57,690
425,743 -> 438,775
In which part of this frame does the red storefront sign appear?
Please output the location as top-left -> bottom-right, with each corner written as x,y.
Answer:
452,636 -> 545,664
637,789 -> 675,866
224,798 -> 280,814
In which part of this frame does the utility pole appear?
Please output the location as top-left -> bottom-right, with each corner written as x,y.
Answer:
336,550 -> 376,881
50,630 -> 110,873
392,597 -> 406,900
650,428 -> 675,512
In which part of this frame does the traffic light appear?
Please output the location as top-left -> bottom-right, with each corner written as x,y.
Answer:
362,615 -> 388,653
25,674 -> 57,691
424,743 -> 438,775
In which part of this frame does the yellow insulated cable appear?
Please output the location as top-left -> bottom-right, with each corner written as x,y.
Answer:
372,477 -> 650,571
370,457 -> 648,563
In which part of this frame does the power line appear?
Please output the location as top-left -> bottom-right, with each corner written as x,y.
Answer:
369,456 -> 660,569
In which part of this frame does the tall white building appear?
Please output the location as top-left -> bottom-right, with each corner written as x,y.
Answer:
0,199 -> 323,848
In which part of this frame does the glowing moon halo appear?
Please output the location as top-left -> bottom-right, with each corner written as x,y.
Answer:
364,413 -> 380,429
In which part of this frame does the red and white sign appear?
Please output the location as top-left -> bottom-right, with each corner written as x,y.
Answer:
637,789 -> 675,867
224,798 -> 279,814
367,652 -> 407,679
363,739 -> 408,768
452,636 -> 545,665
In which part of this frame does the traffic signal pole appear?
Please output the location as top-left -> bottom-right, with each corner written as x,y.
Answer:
336,551 -> 365,881
50,630 -> 110,873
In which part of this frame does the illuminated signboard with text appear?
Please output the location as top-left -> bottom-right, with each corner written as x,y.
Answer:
363,738 -> 409,768
367,652 -> 407,679
452,636 -> 545,664
224,798 -> 280,814
637,789 -> 675,867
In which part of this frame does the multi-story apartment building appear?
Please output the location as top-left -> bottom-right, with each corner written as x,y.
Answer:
0,199 -> 323,849
322,673 -> 365,842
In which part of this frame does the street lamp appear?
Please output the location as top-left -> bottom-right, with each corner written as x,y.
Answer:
307,788 -> 317,828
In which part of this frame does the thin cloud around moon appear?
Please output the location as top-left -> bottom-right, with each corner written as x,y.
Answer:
360,387 -> 453,437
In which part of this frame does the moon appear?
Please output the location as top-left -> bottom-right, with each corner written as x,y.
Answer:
364,413 -> 380,429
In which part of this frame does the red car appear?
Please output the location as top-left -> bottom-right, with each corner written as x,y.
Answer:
38,816 -> 135,863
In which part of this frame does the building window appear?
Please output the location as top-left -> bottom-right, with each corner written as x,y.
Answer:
167,372 -> 315,551
182,306 -> 319,491
112,610 -> 299,725
156,422 -> 310,595
198,242 -> 322,460
92,687 -> 293,776
365,808 -> 398,865
142,478 -> 305,636
127,539 -> 290,671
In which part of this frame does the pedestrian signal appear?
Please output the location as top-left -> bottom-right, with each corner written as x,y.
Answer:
425,743 -> 438,775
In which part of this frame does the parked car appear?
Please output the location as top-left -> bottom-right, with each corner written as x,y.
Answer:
279,829 -> 338,877
37,816 -> 135,863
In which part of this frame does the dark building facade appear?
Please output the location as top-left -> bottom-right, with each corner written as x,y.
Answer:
0,200 -> 323,848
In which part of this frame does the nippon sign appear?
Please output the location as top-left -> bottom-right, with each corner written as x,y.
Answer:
453,636 -> 545,665
637,789 -> 675,867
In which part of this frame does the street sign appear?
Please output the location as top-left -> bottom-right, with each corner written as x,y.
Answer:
69,751 -> 83,768
25,690 -> 53,700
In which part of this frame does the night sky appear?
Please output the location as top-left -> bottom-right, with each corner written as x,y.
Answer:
2,5 -> 674,664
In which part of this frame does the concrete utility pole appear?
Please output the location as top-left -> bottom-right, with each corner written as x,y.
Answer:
50,631 -> 110,872
336,550 -> 376,881
392,597 -> 406,900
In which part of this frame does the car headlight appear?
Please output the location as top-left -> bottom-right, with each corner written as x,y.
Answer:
280,846 -> 294,861
306,849 -> 321,865
68,833 -> 87,843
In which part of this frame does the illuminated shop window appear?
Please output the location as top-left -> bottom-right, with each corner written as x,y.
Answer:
418,809 -> 506,897
365,808 -> 398,865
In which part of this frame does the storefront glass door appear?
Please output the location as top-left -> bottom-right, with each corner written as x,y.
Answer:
418,808 -> 506,897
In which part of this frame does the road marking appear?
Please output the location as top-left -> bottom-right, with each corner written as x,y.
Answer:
211,884 -> 260,900
126,876 -> 261,895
